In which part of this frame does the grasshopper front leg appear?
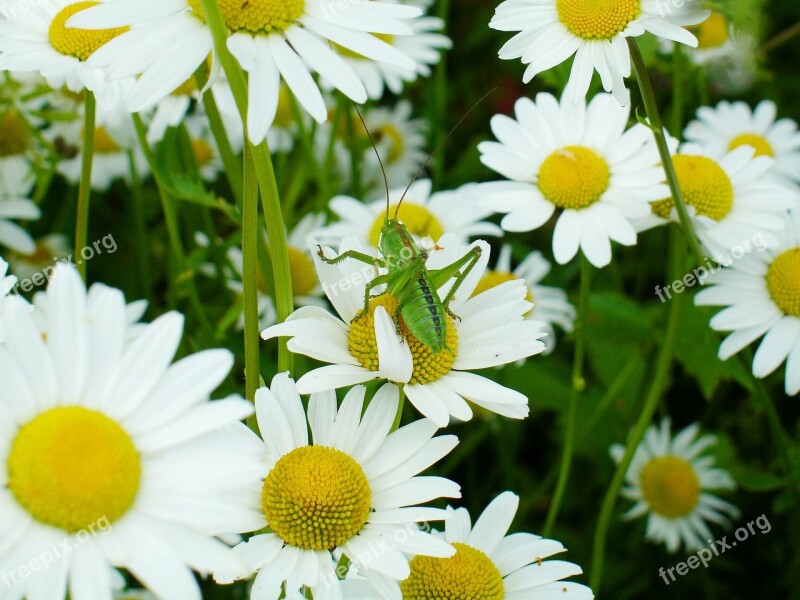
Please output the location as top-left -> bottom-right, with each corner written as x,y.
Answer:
316,245 -> 386,270
429,246 -> 483,319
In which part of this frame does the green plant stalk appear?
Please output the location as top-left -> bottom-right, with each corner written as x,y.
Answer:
127,150 -> 152,300
198,74 -> 244,207
132,114 -> 213,333
543,253 -> 591,537
199,0 -> 294,374
243,147 -> 261,425
589,228 -> 687,593
628,39 -> 705,268
392,385 -> 406,432
74,91 -> 96,280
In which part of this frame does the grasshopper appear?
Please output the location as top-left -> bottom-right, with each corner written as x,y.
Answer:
317,107 -> 485,354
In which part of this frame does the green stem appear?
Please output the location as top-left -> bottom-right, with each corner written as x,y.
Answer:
132,114 -> 213,334
392,385 -> 406,432
543,254 -> 591,537
199,76 -> 244,207
243,148 -> 261,428
589,228 -> 686,593
127,150 -> 152,300
74,92 -> 95,280
628,39 -> 705,268
199,0 -> 294,374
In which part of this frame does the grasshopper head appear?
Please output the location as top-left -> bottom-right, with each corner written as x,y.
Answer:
378,218 -> 417,267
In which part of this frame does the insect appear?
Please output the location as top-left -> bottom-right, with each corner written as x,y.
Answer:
317,101 -> 490,354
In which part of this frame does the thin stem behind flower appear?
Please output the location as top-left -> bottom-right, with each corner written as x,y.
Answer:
74,91 -> 95,280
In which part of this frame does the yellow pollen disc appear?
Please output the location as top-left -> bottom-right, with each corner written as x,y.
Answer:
690,12 -> 729,49
729,133 -> 774,158
369,204 -> 445,247
261,445 -> 371,551
8,407 -> 141,533
766,247 -> 800,317
650,155 -> 734,221
538,145 -> 610,210
471,271 -> 533,315
639,455 -> 700,519
192,138 -> 215,167
274,86 -> 295,128
0,111 -> 29,157
187,0 -> 305,34
557,0 -> 640,41
348,293 -> 458,385
401,542 -> 505,600
375,123 -> 405,164
288,245 -> 318,297
48,2 -> 129,61
88,126 -> 122,154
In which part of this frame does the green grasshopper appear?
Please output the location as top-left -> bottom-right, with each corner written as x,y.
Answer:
317,108 -> 484,354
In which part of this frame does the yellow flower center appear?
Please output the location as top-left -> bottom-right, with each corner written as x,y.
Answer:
187,0 -> 305,34
349,293 -> 458,385
0,110 -> 29,157
8,407 -> 141,533
690,12 -> 729,49
192,138 -> 215,167
766,247 -> 800,317
557,0 -> 640,41
288,245 -> 318,297
88,126 -> 122,154
471,271 -> 533,315
335,33 -> 394,59
376,123 -> 405,164
538,145 -> 610,210
369,204 -> 445,248
650,155 -> 734,221
729,133 -> 774,158
639,455 -> 700,519
401,542 -> 505,600
274,86 -> 295,128
48,2 -> 129,61
261,445 -> 371,551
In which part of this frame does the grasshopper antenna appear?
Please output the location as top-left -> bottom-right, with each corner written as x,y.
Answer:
395,87 -> 497,218
352,103 -> 391,220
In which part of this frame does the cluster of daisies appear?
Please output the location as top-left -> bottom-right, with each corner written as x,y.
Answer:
0,0 -> 796,597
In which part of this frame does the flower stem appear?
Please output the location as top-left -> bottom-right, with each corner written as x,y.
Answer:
243,146 -> 260,405
199,0 -> 294,374
392,385 -> 406,432
198,76 -> 244,207
628,39 -> 705,268
589,227 -> 686,593
543,253 -> 591,537
74,91 -> 95,280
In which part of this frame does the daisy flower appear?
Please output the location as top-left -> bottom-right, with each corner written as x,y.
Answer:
473,245 -> 575,354
5,233 -> 71,285
695,209 -> 800,395
329,0 -> 451,100
0,155 -> 39,256
214,374 -> 460,599
49,104 -> 147,191
69,0 -> 421,143
0,0 -> 133,109
361,100 -> 429,194
478,92 -> 667,268
0,256 -> 17,342
611,418 -> 739,553
637,142 -> 797,259
262,235 -> 546,427
315,179 -> 502,254
684,100 -> 800,187
490,0 -> 709,104
0,263 -> 261,599
346,491 -> 594,599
